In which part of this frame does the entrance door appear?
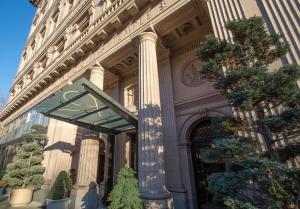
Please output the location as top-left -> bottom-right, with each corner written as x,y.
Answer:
97,140 -> 106,185
126,133 -> 137,172
190,120 -> 225,208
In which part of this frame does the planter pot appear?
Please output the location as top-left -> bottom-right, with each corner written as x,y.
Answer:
0,188 -> 4,196
9,188 -> 33,207
46,198 -> 70,209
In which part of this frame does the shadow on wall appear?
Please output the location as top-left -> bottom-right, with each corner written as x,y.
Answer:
44,141 -> 77,154
81,182 -> 99,209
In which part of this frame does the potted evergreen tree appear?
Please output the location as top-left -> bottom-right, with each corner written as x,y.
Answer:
3,125 -> 47,207
0,177 -> 8,196
108,167 -> 143,209
47,170 -> 72,209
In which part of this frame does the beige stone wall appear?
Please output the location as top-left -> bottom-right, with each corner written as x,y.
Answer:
43,118 -> 79,188
170,43 -> 232,208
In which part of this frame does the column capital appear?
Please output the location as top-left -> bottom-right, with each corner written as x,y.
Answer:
90,63 -> 105,74
90,63 -> 105,90
138,32 -> 158,44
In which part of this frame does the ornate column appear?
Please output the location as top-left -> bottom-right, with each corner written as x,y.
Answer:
138,32 -> 172,209
76,131 -> 99,186
72,65 -> 105,209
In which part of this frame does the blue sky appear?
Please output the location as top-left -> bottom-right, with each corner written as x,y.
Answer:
0,1 -> 35,100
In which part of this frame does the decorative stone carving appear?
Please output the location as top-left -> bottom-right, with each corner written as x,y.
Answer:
9,92 -> 14,102
33,62 -> 43,79
125,84 -> 137,113
14,85 -> 22,95
180,59 -> 204,87
23,75 -> 32,87
176,22 -> 195,37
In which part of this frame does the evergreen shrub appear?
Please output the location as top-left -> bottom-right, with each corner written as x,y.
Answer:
48,171 -> 72,200
108,167 -> 142,209
3,125 -> 47,189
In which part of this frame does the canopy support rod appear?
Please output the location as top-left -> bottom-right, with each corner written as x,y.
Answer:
82,84 -> 138,127
46,91 -> 89,114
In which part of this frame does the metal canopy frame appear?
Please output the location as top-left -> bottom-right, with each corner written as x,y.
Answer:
36,78 -> 138,135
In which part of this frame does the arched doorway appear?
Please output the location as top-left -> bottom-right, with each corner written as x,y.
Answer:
190,119 -> 225,208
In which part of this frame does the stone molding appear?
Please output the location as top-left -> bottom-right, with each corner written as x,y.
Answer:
174,90 -> 225,111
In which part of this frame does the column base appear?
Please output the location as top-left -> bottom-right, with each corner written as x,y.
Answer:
171,191 -> 189,209
70,183 -> 99,209
140,188 -> 173,209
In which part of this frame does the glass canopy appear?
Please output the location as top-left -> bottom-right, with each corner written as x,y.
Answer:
36,78 -> 137,135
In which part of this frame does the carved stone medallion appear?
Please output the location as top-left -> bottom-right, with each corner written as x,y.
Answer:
181,59 -> 204,87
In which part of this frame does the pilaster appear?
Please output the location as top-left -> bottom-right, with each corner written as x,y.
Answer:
205,0 -> 245,40
158,48 -> 187,209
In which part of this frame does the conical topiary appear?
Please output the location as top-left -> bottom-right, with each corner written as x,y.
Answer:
48,171 -> 72,200
108,167 -> 142,209
3,125 -> 47,189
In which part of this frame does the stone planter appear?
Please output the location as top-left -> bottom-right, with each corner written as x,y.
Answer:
0,188 -> 4,196
9,188 -> 33,207
46,198 -> 71,209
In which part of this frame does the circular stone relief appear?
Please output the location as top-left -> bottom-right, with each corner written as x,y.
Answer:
181,59 -> 204,87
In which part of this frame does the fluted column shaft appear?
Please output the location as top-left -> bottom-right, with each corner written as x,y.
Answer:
76,131 -> 99,185
76,66 -> 105,186
138,32 -> 172,209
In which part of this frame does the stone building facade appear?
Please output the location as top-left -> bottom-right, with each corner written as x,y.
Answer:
0,0 -> 299,209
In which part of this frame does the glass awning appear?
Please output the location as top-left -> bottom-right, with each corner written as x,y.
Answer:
36,78 -> 137,135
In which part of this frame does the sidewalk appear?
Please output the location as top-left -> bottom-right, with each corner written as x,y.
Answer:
0,196 -> 43,209
0,196 -> 107,209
